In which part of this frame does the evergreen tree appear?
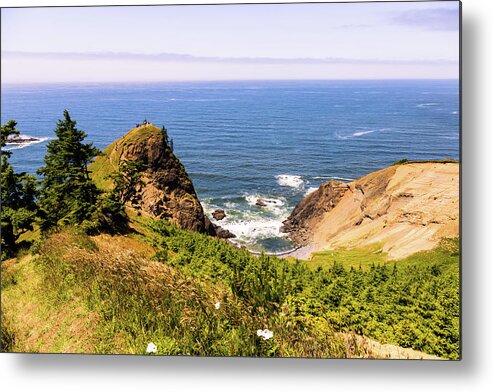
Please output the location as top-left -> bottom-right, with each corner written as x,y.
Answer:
37,110 -> 101,229
161,126 -> 169,146
108,159 -> 146,207
97,159 -> 146,233
1,120 -> 38,259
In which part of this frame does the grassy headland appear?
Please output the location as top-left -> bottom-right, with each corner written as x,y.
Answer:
2,216 -> 458,358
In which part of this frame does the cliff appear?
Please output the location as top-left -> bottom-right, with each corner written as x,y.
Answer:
90,124 -> 232,237
283,162 -> 459,260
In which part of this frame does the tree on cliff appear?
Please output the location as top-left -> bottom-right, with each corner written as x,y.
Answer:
97,159 -> 147,233
1,120 -> 38,259
108,159 -> 146,207
37,110 -> 101,230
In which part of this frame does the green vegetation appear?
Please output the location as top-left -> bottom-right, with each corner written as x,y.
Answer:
2,229 -> 358,357
307,244 -> 387,271
147,220 -> 459,359
90,124 -> 160,191
107,159 -> 146,207
1,120 -> 38,260
37,111 -> 102,231
392,158 -> 459,166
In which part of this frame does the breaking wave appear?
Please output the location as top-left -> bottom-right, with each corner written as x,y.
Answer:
275,174 -> 304,189
5,135 -> 50,150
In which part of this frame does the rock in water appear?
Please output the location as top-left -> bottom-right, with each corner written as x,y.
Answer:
90,124 -> 233,237
6,135 -> 41,144
215,226 -> 236,239
255,199 -> 267,207
212,209 -> 226,221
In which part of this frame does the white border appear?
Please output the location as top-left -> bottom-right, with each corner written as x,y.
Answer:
2,1 -> 492,391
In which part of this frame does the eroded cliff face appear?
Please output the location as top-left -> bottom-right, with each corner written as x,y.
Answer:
281,181 -> 350,244
90,125 -> 232,237
282,162 -> 459,259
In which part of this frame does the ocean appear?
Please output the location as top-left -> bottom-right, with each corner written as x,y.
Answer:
1,80 -> 460,252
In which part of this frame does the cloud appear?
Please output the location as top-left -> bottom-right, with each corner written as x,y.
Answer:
391,8 -> 459,31
2,50 -> 458,66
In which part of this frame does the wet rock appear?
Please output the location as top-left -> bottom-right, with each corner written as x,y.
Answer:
256,198 -> 267,207
212,209 -> 226,221
214,225 -> 236,239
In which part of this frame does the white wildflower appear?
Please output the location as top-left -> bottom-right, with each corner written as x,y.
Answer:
146,342 -> 157,354
215,302 -> 221,310
256,328 -> 273,340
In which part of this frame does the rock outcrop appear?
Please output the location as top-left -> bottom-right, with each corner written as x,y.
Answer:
90,124 -> 233,238
282,162 -> 459,259
212,209 -> 226,221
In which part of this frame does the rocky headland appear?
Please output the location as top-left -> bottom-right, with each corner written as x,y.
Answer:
89,124 -> 234,238
282,161 -> 459,260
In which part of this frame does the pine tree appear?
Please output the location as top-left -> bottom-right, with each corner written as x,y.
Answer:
37,110 -> 101,229
1,120 -> 38,259
108,159 -> 146,206
161,126 -> 169,146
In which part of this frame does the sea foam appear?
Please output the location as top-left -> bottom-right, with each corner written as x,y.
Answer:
305,187 -> 318,196
202,194 -> 291,248
275,175 -> 304,189
5,136 -> 50,150
352,130 -> 375,137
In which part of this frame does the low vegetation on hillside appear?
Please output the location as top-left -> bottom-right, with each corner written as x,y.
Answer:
2,222 -> 457,358
0,115 -> 459,359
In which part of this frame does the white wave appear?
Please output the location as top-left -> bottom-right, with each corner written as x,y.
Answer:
167,98 -> 237,102
202,192 -> 292,245
245,194 -> 286,211
441,133 -> 459,140
224,201 -> 238,209
221,217 -> 287,244
4,136 -> 50,150
275,174 -> 304,189
337,127 -> 391,140
452,111 -> 458,114
352,130 -> 375,137
417,103 -> 438,108
305,187 -> 318,196
331,176 -> 355,182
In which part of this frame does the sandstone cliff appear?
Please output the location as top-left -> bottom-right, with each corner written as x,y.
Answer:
283,162 -> 459,260
90,124 -> 231,237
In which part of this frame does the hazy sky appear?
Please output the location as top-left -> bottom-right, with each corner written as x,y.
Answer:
1,1 -> 460,82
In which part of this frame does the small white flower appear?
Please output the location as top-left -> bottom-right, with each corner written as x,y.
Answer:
146,342 -> 157,354
256,328 -> 273,340
263,329 -> 273,340
215,302 -> 221,310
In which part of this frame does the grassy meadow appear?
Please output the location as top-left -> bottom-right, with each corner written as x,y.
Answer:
1,214 -> 459,359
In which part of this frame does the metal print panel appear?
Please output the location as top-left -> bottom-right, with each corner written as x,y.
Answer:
0,1 -> 460,359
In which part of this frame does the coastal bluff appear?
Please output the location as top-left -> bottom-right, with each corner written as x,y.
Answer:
90,124 -> 232,238
282,162 -> 459,260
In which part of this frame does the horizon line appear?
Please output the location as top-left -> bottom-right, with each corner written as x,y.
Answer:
3,50 -> 459,66
1,78 -> 460,87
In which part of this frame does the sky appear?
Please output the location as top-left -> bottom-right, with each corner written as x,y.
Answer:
1,1 -> 460,82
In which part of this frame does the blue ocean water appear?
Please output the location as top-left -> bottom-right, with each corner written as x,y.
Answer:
1,80 -> 459,251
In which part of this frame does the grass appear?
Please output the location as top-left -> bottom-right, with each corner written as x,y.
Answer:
1,254 -> 98,353
1,229 -> 367,357
307,243 -> 387,271
306,238 -> 459,271
1,219 -> 458,358
392,158 -> 459,166
89,125 -> 162,190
